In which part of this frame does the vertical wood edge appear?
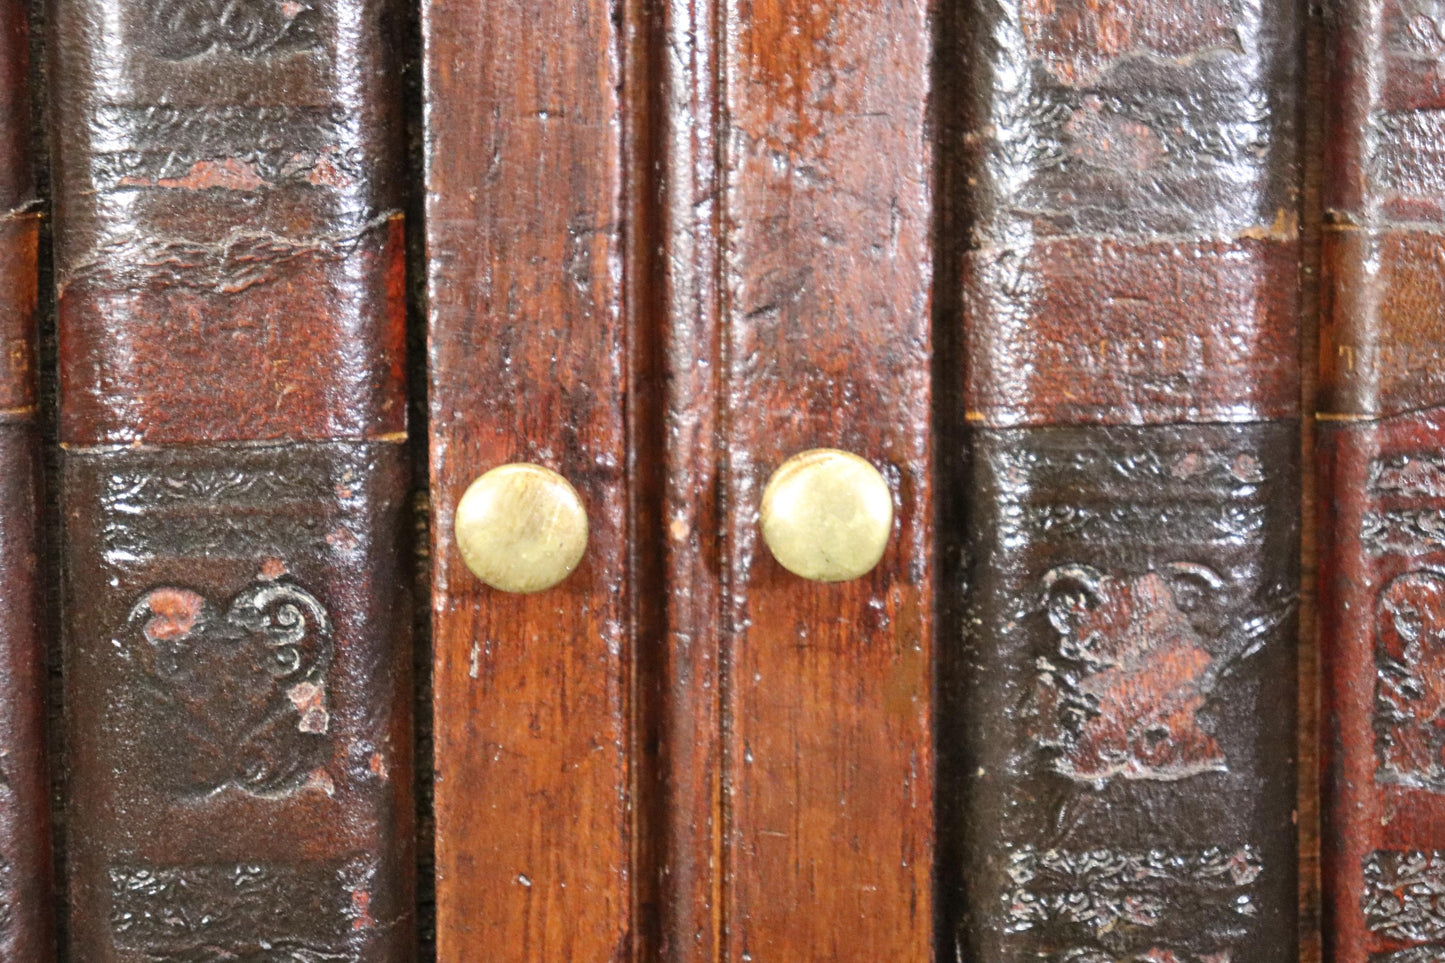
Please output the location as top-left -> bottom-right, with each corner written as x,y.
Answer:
424,0 -> 634,957
717,0 -> 937,957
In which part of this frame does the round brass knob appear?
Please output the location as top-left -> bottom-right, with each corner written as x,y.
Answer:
455,463 -> 588,593
759,449 -> 893,582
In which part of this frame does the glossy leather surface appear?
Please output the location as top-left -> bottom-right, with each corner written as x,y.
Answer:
51,0 -> 413,955
942,2 -> 1303,959
1319,5 -> 1445,963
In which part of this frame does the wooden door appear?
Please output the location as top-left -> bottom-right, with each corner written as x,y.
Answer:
424,0 -> 635,957
424,0 -> 937,959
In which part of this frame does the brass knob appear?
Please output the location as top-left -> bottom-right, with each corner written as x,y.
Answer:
455,463 -> 589,593
759,449 -> 893,582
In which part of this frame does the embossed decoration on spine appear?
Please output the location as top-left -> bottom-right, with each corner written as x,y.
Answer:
1374,569 -> 1445,791
942,0 -> 1301,959
1322,425 -> 1445,963
51,0 -> 412,947
142,0 -> 322,60
63,444 -> 411,959
109,859 -> 378,958
1035,563 -> 1247,783
1363,850 -> 1445,958
87,103 -> 363,194
946,427 -> 1300,962
1006,845 -> 1265,940
119,578 -> 334,798
958,0 -> 1301,429
1320,1 -> 1445,961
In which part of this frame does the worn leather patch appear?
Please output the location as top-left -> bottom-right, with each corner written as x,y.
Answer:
0,212 -> 37,417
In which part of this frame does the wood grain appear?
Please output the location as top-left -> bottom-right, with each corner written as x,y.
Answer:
422,4 -> 1331,961
423,0 -> 635,958
716,1 -> 935,958
651,0 -> 724,958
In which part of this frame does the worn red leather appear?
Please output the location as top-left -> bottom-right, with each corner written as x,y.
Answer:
940,1 -> 1302,960
0,3 -> 54,959
50,0 -> 413,956
1319,4 -> 1445,962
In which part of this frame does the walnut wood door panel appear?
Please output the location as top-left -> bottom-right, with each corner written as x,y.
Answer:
425,0 -> 936,959
424,1 -> 636,959
711,2 -> 936,959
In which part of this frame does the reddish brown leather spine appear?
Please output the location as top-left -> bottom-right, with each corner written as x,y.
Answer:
50,0 -> 414,956
0,3 -> 54,959
1319,5 -> 1445,962
940,2 -> 1302,960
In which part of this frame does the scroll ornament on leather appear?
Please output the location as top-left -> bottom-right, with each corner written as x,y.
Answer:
949,428 -> 1300,963
1374,565 -> 1445,794
137,0 -> 322,59
1321,430 -> 1445,963
62,445 -> 411,960
120,578 -> 334,798
1035,562 -> 1255,783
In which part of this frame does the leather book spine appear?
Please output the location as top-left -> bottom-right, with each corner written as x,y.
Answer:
0,2 -> 54,959
50,0 -> 414,957
1319,4 -> 1445,962
939,2 -> 1303,961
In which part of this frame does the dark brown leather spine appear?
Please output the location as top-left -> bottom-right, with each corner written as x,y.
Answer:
940,2 -> 1303,960
1319,5 -> 1445,962
50,0 -> 414,956
0,3 -> 54,959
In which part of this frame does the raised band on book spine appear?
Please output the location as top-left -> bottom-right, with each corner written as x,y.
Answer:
50,0 -> 414,956
939,3 -> 1303,960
